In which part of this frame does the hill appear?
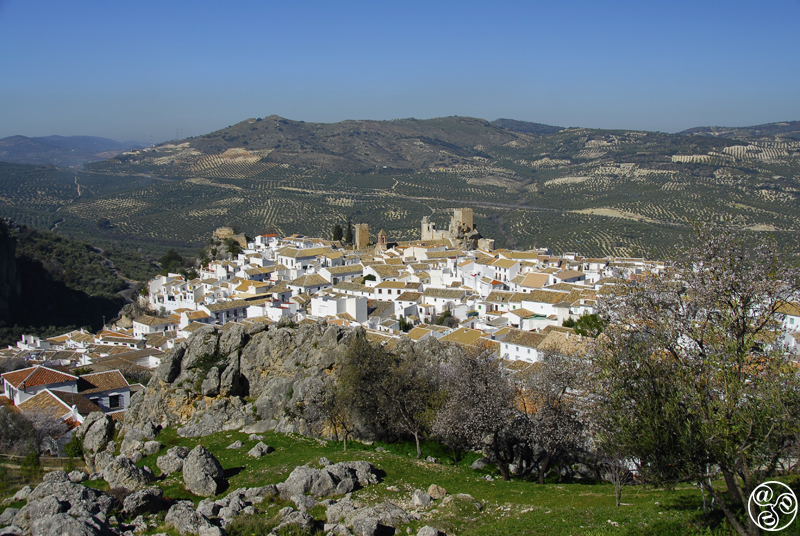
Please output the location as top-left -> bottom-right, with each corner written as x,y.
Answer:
679,120 -> 800,140
0,134 -> 145,167
0,220 -> 160,347
1,116 -> 799,258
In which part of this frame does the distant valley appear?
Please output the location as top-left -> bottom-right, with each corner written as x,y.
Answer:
1,116 -> 799,259
0,135 -> 145,167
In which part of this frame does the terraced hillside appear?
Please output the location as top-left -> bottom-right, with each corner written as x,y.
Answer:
1,116 -> 799,258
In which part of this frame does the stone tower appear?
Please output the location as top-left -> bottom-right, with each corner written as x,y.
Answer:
452,208 -> 474,233
377,229 -> 388,252
354,223 -> 369,250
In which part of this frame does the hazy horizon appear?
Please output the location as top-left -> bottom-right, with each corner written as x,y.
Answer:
1,0 -> 798,143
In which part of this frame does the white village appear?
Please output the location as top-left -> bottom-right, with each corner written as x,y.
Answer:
2,208 -> 799,445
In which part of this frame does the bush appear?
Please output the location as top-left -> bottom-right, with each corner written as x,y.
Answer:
64,435 -> 83,459
20,451 -> 41,482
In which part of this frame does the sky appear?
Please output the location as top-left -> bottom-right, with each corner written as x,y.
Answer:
1,0 -> 798,143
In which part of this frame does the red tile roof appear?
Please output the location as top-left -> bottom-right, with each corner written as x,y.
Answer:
77,370 -> 130,394
1,366 -> 78,389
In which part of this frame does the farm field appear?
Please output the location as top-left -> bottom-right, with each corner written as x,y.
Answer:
1,116 -> 799,257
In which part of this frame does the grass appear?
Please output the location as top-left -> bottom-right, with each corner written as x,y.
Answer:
120,426 -> 800,535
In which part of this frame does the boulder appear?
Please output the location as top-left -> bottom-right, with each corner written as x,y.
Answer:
470,458 -> 490,470
0,508 -> 19,526
75,412 -> 114,457
225,441 -> 243,450
274,508 -> 315,534
164,502 -> 215,536
247,442 -> 273,458
0,526 -> 22,536
412,490 -> 432,508
352,517 -> 379,536
122,486 -> 164,517
418,527 -> 445,536
195,499 -> 220,519
426,484 -> 447,500
92,451 -> 114,473
247,434 -> 264,441
156,446 -> 190,475
345,502 -> 411,529
68,471 -> 89,483
143,441 -> 162,456
42,470 -> 70,484
102,456 -> 155,491
120,437 -> 144,458
278,466 -> 337,499
424,457 -> 439,464
291,494 -> 318,512
29,513 -> 109,536
182,446 -> 225,497
200,367 -> 220,397
12,486 -> 32,502
326,498 -> 357,524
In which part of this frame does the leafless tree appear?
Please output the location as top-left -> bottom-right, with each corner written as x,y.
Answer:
432,348 -> 518,480
517,349 -> 588,484
24,409 -> 69,455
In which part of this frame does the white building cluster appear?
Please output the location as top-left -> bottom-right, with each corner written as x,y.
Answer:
137,213 -> 696,363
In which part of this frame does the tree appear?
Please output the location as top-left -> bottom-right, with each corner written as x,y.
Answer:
433,348 -> 518,480
591,224 -> 800,535
562,313 -> 605,337
518,349 -> 588,484
332,223 -> 344,242
159,249 -> 184,275
338,332 -> 441,459
345,219 -> 353,245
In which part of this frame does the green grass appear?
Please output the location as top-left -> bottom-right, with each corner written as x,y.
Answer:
123,426 -> 800,535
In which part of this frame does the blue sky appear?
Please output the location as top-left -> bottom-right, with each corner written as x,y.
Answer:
1,0 -> 798,142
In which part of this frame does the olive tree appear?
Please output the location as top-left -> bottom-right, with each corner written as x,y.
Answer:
338,332 -> 441,458
591,224 -> 800,536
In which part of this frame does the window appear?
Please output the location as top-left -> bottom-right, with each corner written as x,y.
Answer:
109,395 -> 122,409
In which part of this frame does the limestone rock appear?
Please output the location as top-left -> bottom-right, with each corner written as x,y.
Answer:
12,486 -> 32,502
471,458 -> 490,470
225,441 -> 243,450
122,487 -> 164,517
156,446 -> 189,475
102,456 -> 155,491
412,490 -> 432,508
247,442 -> 273,458
182,446 -> 225,497
426,484 -> 447,500
0,508 -> 19,526
164,502 -> 215,536
75,412 -> 114,456
344,502 -> 411,529
291,494 -> 318,512
68,471 -> 89,483
143,441 -> 162,456
418,527 -> 445,536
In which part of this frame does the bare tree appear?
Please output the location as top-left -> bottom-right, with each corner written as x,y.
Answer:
24,409 -> 69,455
517,349 -> 588,484
433,348 -> 518,480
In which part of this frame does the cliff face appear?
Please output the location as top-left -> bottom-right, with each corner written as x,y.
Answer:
123,321 -> 458,441
0,220 -> 21,320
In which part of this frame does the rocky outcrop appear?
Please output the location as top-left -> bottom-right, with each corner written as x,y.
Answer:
122,322 -> 458,443
277,460 -> 380,499
182,446 -> 225,497
11,472 -> 118,534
